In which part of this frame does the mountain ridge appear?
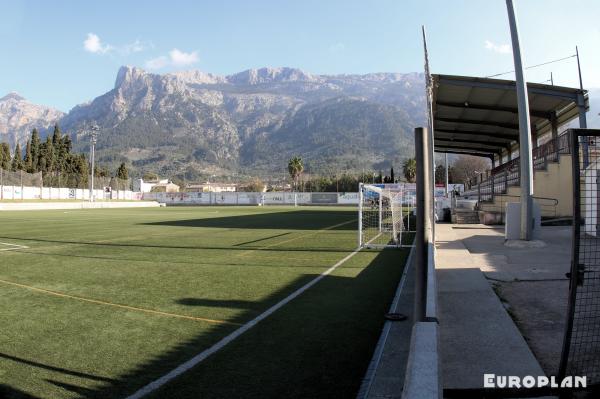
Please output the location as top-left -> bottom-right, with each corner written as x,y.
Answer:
2,66 -> 425,178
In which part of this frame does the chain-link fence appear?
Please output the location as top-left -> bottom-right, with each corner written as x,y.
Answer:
1,168 -> 133,200
560,128 -> 600,390
0,169 -> 43,187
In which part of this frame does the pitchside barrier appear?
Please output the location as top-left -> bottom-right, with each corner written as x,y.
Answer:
0,185 -> 141,201
142,191 -> 362,206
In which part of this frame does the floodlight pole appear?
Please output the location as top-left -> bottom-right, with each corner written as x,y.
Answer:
575,46 -> 589,167
506,0 -> 534,241
89,125 -> 99,202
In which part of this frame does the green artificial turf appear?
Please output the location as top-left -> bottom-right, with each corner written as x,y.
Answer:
0,206 -> 408,398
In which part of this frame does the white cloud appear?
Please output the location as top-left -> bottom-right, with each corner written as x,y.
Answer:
484,40 -> 511,54
145,49 -> 199,70
84,33 -> 111,54
120,39 -> 150,55
84,33 -> 151,56
145,55 -> 169,70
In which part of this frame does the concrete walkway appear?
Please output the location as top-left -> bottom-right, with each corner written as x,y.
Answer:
435,223 -> 548,390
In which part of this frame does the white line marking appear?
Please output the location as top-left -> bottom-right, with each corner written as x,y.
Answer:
0,242 -> 29,252
126,245 -> 365,399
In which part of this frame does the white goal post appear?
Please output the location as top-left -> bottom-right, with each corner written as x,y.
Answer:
358,183 -> 416,249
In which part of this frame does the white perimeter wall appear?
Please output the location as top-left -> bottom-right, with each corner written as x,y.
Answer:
0,185 -> 142,201
143,191 -> 360,205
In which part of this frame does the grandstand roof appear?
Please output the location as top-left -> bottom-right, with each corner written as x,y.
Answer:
432,74 -> 589,157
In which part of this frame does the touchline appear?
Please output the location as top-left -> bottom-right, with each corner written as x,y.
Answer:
484,374 -> 587,389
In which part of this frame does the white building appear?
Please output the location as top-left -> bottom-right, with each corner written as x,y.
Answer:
133,178 -> 171,193
184,182 -> 237,193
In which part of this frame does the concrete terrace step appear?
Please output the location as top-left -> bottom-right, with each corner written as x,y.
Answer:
452,211 -> 480,224
435,224 -> 546,391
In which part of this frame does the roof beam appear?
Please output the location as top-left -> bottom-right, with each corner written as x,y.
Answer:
436,134 -> 513,145
434,149 -> 494,158
434,147 -> 494,157
435,76 -> 581,101
435,128 -> 518,141
435,100 -> 552,119
434,141 -> 503,152
436,117 -> 520,130
435,137 -> 510,147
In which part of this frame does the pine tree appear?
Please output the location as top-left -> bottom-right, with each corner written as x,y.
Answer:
1,143 -> 11,170
11,143 -> 24,171
52,124 -> 62,148
116,162 -> 129,180
41,136 -> 54,174
390,167 -> 395,183
24,139 -> 33,172
31,129 -> 41,171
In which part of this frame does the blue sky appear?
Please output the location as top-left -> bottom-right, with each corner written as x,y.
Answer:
1,0 -> 599,111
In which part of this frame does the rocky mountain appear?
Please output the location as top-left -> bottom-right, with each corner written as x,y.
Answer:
7,66 -> 426,178
0,92 -> 64,148
61,66 -> 425,178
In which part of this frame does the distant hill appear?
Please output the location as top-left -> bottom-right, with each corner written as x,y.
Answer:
0,92 -> 64,149
57,66 -> 425,179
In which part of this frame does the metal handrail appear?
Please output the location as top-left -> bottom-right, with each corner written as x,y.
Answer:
467,132 -> 572,203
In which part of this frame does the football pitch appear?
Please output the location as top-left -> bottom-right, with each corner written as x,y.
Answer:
0,206 -> 409,398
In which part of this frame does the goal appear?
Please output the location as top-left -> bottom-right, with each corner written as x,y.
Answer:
358,183 -> 415,249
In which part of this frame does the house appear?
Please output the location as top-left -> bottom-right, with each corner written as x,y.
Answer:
149,182 -> 180,193
184,182 -> 237,193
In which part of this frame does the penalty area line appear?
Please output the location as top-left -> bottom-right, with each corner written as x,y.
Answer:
0,242 -> 29,252
126,244 -> 365,399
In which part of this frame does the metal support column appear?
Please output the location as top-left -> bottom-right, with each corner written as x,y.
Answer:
576,46 -> 589,168
551,112 -> 559,160
445,153 -> 449,196
415,127 -> 432,322
506,0 -> 534,240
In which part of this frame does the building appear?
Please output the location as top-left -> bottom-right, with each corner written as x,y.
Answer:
133,178 -> 180,193
149,182 -> 180,193
184,182 -> 237,193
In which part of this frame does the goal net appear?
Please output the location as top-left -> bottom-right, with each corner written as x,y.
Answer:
358,183 -> 415,249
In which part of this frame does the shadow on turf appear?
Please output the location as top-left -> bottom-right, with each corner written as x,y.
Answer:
0,353 -> 114,383
0,236 -> 351,254
59,247 -> 408,399
176,298 -> 255,309
140,210 -> 357,230
0,384 -> 40,399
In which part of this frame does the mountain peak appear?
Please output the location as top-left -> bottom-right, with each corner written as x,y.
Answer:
115,66 -> 148,89
227,67 -> 319,85
1,92 -> 26,102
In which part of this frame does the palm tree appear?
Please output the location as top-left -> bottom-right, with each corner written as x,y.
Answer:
402,158 -> 417,183
287,156 -> 304,191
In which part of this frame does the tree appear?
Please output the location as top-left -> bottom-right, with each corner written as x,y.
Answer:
402,158 -> 417,183
116,162 -> 129,180
95,166 -> 110,178
287,156 -> 304,191
241,178 -> 266,192
0,143 -> 6,170
435,164 -> 455,185
24,139 -> 33,172
143,172 -> 159,181
390,167 -> 395,183
11,143 -> 24,171
451,155 -> 491,184
40,136 -> 54,174
30,128 -> 41,171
